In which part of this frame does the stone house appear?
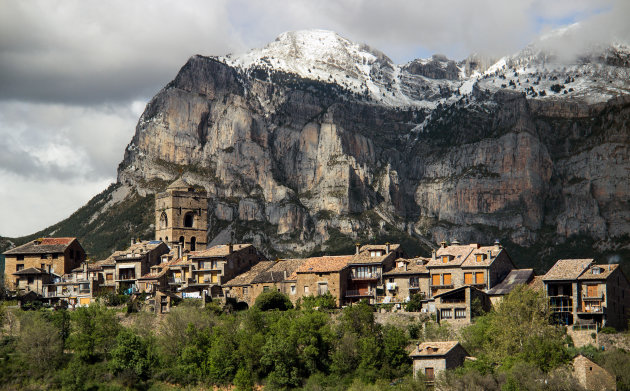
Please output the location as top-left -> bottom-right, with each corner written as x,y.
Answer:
425,241 -> 515,298
410,341 -> 469,383
382,257 -> 430,305
249,259 -> 306,301
434,286 -> 491,325
345,243 -> 403,304
486,268 -> 535,305
43,262 -> 101,307
106,240 -> 170,293
12,268 -> 55,296
155,177 -> 208,252
165,243 -> 267,300
572,354 -> 616,391
223,260 -> 276,307
544,259 -> 630,330
294,255 -> 354,307
3,237 -> 86,291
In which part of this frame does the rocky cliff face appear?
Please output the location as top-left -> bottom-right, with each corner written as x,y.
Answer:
113,30 -> 629,267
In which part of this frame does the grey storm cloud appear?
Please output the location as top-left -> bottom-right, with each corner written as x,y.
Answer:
0,0 -> 626,237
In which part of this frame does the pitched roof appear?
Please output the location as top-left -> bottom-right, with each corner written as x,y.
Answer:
13,267 -> 49,275
223,261 -> 275,287
528,275 -> 545,291
188,244 -> 253,259
487,269 -> 534,295
410,341 -> 465,357
251,259 -> 307,284
461,246 -> 504,267
426,244 -> 476,267
383,257 -> 430,275
543,259 -> 593,281
102,240 -> 167,263
138,258 -> 181,280
296,255 -> 355,274
359,244 -> 401,253
167,177 -> 192,191
578,264 -> 618,280
4,237 -> 76,255
433,285 -> 486,299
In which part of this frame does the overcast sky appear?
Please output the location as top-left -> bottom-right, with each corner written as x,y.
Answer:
0,0 -> 627,237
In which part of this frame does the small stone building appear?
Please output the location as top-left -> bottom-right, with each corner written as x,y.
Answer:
250,258 -> 307,301
572,354 -> 616,391
155,177 -> 208,252
294,255 -> 354,307
223,260 -> 276,307
3,237 -> 85,291
434,286 -> 491,325
383,257 -> 430,304
410,341 -> 469,382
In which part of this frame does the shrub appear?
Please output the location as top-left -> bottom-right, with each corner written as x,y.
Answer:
405,293 -> 424,312
599,327 -> 616,334
254,291 -> 293,311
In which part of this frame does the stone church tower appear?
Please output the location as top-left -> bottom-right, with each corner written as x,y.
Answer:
155,178 -> 208,252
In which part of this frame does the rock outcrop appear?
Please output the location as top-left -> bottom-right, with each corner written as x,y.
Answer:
109,30 -> 630,265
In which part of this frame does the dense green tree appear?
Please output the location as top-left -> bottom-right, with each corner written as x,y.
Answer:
254,291 -> 294,311
68,304 -> 120,362
16,311 -> 63,374
109,329 -> 154,380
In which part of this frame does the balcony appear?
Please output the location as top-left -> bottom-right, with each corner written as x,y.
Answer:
549,296 -> 573,312
168,278 -> 184,285
582,293 -> 605,301
431,284 -> 454,290
579,303 -> 605,314
350,272 -> 381,280
346,290 -> 374,297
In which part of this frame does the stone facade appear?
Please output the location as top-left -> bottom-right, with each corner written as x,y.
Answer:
410,341 -> 468,382
434,286 -> 491,325
294,256 -> 354,307
155,178 -> 208,252
383,258 -> 430,304
572,354 -> 617,391
3,238 -> 85,291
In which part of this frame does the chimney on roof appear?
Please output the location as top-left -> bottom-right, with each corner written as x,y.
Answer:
131,238 -> 135,246
284,270 -> 287,280
355,243 -> 361,255
494,239 -> 501,250
432,249 -> 436,261
452,238 -> 460,245
386,242 -> 391,254
228,243 -> 233,254
83,262 -> 88,280
440,241 -> 447,248
487,249 -> 492,259
177,244 -> 182,259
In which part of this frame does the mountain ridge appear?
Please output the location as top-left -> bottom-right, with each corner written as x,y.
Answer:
3,29 -> 629,276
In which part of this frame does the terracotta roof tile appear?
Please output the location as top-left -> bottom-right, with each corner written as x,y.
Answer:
251,259 -> 307,284
4,237 -> 77,255
224,261 -> 275,287
426,244 -> 476,267
577,264 -> 618,280
409,341 -> 464,357
543,259 -> 593,281
296,255 -> 355,274
384,257 -> 430,275
189,244 -> 252,258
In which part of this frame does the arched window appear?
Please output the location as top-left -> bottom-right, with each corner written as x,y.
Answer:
160,212 -> 168,229
179,236 -> 185,247
165,236 -> 168,242
190,237 -> 196,251
184,212 -> 194,228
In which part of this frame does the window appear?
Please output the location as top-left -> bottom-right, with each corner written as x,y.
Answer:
440,309 -> 452,319
179,236 -> 185,247
41,254 -> 47,259
40,263 -> 45,270
455,308 -> 466,319
190,237 -> 196,251
587,285 -> 598,297
318,283 -> 328,295
442,256 -> 449,263
432,274 -> 440,286
475,272 -> 484,284
184,212 -> 194,228
243,286 -> 248,295
464,273 -> 473,284
27,276 -> 34,284
159,212 -> 168,229
409,276 -> 419,287
304,286 -> 310,294
17,255 -> 24,261
263,286 -> 270,292
389,278 -> 394,283
443,273 -> 452,285
16,264 -> 24,272
425,367 -> 434,380
52,253 -> 58,259
476,254 -> 484,262
106,273 -> 113,281
290,285 -> 296,294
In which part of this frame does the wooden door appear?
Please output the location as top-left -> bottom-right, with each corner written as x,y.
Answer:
425,367 -> 434,380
